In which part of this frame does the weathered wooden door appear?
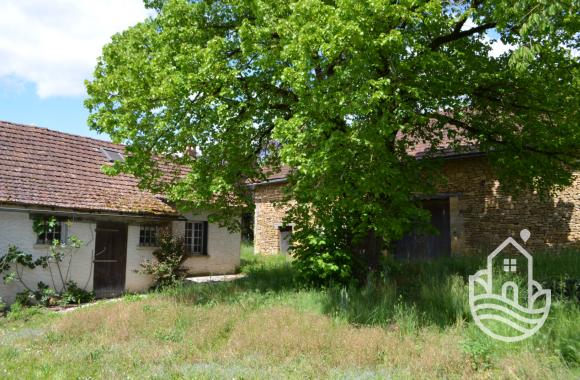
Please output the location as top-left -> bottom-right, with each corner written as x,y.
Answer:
93,222 -> 128,298
394,198 -> 451,260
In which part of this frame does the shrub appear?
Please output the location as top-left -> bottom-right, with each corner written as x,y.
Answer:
291,232 -> 356,286
140,230 -> 188,287
0,223 -> 86,294
14,281 -> 95,308
34,282 -> 59,307
60,281 -> 95,305
15,290 -> 35,307
461,335 -> 495,371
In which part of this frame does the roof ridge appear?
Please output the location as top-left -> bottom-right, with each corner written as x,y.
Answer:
0,120 -> 123,148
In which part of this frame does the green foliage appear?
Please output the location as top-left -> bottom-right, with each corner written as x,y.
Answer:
123,293 -> 147,303
0,216 -> 92,308
5,302 -> 44,321
32,216 -> 58,238
34,282 -> 59,307
14,281 -> 94,308
139,230 -> 188,287
240,242 -> 255,257
461,336 -> 495,371
0,246 -> 36,284
0,216 -> 87,297
59,281 -> 95,305
14,290 -> 35,307
290,231 -> 355,285
86,0 -> 580,282
160,248 -> 580,371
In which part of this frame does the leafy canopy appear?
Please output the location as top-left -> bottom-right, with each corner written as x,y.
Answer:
86,0 -> 579,279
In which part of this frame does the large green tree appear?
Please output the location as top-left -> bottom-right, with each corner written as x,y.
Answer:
86,0 -> 579,283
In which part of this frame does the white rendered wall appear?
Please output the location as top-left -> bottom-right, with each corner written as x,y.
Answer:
173,212 -> 241,276
0,210 -> 96,304
0,210 -> 241,304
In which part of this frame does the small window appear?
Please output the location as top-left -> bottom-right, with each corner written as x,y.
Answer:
139,225 -> 160,247
101,148 -> 124,162
36,220 -> 65,245
185,221 -> 208,255
503,258 -> 517,272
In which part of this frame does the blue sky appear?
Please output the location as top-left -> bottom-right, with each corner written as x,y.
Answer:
0,0 -> 151,140
0,80 -> 102,138
0,2 -> 516,142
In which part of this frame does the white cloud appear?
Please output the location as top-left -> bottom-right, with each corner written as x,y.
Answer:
0,0 -> 151,98
460,17 -> 477,31
488,39 -> 516,58
460,17 -> 516,58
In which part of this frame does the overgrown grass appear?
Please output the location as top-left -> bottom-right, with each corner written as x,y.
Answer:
0,248 -> 578,379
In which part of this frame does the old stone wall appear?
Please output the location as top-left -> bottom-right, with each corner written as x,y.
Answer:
440,157 -> 580,253
254,183 -> 292,254
253,157 -> 580,255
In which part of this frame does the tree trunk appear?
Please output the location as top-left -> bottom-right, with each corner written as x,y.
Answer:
351,230 -> 383,283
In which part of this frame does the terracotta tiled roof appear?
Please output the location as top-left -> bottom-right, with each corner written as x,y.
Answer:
404,135 -> 480,159
263,166 -> 292,181
0,121 -> 179,216
256,133 -> 480,184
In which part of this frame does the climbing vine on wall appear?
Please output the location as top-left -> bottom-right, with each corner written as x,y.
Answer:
0,215 -> 93,306
32,215 -> 59,237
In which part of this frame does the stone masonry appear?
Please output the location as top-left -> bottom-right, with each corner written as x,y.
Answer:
253,157 -> 580,255
440,157 -> 580,253
254,183 -> 293,254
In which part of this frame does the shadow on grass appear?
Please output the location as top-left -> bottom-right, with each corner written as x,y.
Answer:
163,249 -> 579,329
321,257 -> 477,329
161,253 -> 298,306
157,248 -> 580,367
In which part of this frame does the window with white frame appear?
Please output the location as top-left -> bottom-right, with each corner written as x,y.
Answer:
139,225 -> 160,247
185,221 -> 208,255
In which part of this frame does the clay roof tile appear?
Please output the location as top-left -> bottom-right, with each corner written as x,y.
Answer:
0,121 -> 178,216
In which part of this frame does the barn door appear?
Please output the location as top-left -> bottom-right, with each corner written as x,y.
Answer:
93,222 -> 128,298
394,198 -> 451,260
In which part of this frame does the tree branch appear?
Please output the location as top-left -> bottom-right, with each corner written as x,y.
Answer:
253,124 -> 276,156
454,0 -> 484,33
430,22 -> 497,51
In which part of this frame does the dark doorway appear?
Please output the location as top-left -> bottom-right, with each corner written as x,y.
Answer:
93,222 -> 128,298
279,226 -> 293,255
393,198 -> 451,260
241,212 -> 254,244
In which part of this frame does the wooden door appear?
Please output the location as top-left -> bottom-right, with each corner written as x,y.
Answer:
93,222 -> 128,298
393,198 -> 451,260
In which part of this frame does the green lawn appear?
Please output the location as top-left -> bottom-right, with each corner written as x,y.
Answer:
0,247 -> 578,379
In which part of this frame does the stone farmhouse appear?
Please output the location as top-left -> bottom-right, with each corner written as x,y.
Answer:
253,148 -> 580,258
